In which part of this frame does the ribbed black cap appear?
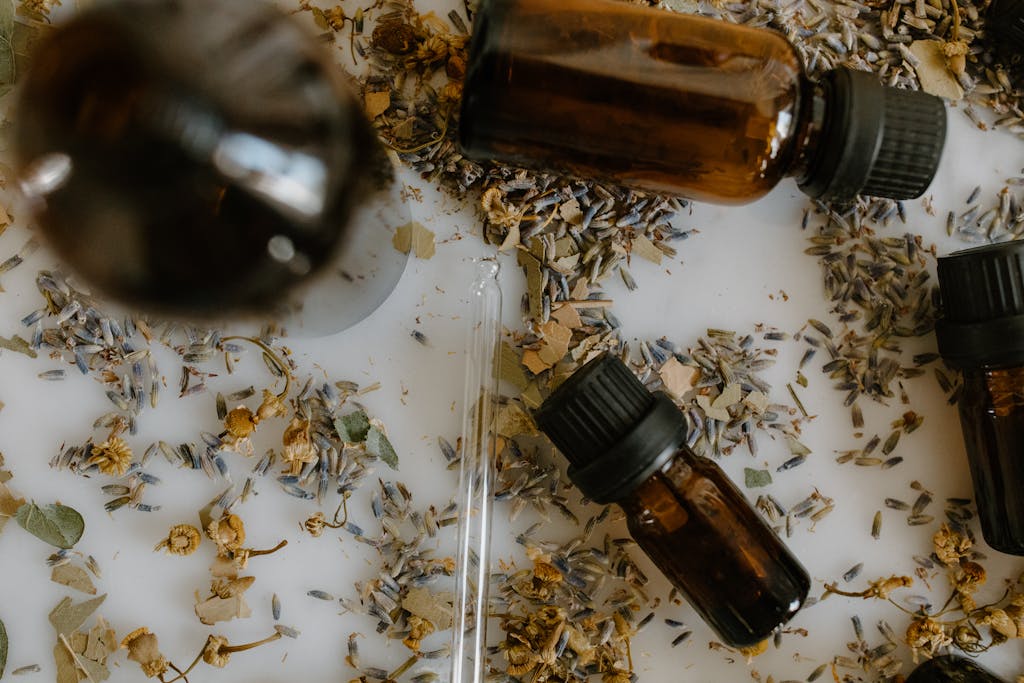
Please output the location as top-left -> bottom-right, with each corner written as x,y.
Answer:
987,0 -> 1024,57
799,67 -> 946,203
936,241 -> 1024,368
533,353 -> 686,503
904,655 -> 1004,683
534,353 -> 654,468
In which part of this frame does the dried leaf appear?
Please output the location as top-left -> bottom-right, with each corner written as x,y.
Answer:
659,357 -> 700,400
550,303 -> 582,329
0,480 -> 23,533
48,595 -> 105,637
558,198 -> 582,225
15,502 -> 84,549
403,587 -> 453,630
364,90 -> 391,119
335,411 -> 370,443
83,616 -> 115,663
785,435 -> 812,456
910,40 -> 964,100
631,234 -> 663,265
536,321 -> 572,368
366,427 -> 398,469
496,403 -> 537,438
0,335 -> 36,358
51,565 -> 97,595
498,342 -> 529,390
392,222 -> 436,259
744,468 -> 772,488
0,0 -> 12,90
521,349 -> 549,375
0,617 -> 7,679
195,594 -> 252,625
53,642 -> 76,683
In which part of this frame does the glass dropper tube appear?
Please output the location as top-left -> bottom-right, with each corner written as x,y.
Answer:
450,259 -> 502,683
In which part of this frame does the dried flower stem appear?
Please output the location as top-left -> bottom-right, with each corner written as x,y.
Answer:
221,336 -> 291,398
161,633 -> 283,683
243,539 -> 288,559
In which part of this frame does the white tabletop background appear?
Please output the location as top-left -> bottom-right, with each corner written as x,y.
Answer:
0,4 -> 1022,681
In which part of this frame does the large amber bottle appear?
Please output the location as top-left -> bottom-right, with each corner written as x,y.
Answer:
906,655 -> 1005,683
459,0 -> 947,204
937,241 -> 1024,555
533,353 -> 810,647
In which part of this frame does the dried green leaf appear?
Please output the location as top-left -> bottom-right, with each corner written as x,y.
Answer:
784,435 -> 812,457
498,341 -> 529,390
335,411 -> 370,443
48,595 -> 105,637
51,565 -> 97,595
15,502 -> 84,548
0,336 -> 36,359
195,594 -> 252,625
0,0 -> 12,91
631,234 -> 663,265
0,617 -> 7,679
743,468 -> 772,488
366,427 -> 398,469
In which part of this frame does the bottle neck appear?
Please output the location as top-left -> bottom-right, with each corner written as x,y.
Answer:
788,81 -> 827,184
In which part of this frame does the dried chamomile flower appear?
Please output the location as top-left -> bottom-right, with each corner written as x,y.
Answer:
906,617 -> 953,656
202,635 -> 232,668
979,608 -> 1019,640
304,512 -> 326,537
942,40 -> 969,75
201,632 -> 282,669
282,417 -> 316,475
934,524 -> 972,566
87,436 -> 132,477
403,615 -> 435,651
256,389 -> 288,421
154,524 -> 201,556
207,514 -> 246,555
870,575 -> 913,599
120,627 -> 169,678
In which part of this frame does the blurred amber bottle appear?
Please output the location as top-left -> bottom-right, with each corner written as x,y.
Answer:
937,241 -> 1024,555
905,655 -> 1005,682
533,353 -> 810,648
459,0 -> 947,204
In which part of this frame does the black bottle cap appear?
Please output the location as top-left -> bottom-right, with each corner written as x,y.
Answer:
799,67 -> 946,203
905,655 -> 1005,683
987,0 -> 1024,57
533,353 -> 686,504
936,240 -> 1024,368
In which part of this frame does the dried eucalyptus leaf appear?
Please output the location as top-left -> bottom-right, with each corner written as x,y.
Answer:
784,435 -> 812,456
0,0 -> 12,91
743,468 -> 772,488
0,336 -> 36,359
0,617 -> 7,679
48,595 -> 106,637
195,594 -> 251,625
51,565 -> 97,595
392,222 -> 435,259
0,481 -> 24,532
53,642 -> 76,683
403,587 -> 453,630
335,411 -> 370,443
15,502 -> 84,548
366,427 -> 398,469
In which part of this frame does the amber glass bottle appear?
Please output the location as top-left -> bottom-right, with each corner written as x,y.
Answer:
936,241 -> 1024,555
986,0 -> 1024,59
14,0 -> 399,321
533,353 -> 810,647
906,655 -> 1005,683
459,0 -> 947,204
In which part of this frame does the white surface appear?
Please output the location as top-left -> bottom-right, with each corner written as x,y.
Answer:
0,81 -> 1023,683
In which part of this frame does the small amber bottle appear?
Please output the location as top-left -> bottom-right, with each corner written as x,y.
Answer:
533,353 -> 810,647
936,241 -> 1024,555
459,0 -> 947,204
905,655 -> 1005,683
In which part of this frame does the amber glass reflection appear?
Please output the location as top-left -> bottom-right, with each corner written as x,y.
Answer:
958,365 -> 1024,555
618,450 -> 810,647
460,0 -> 809,203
